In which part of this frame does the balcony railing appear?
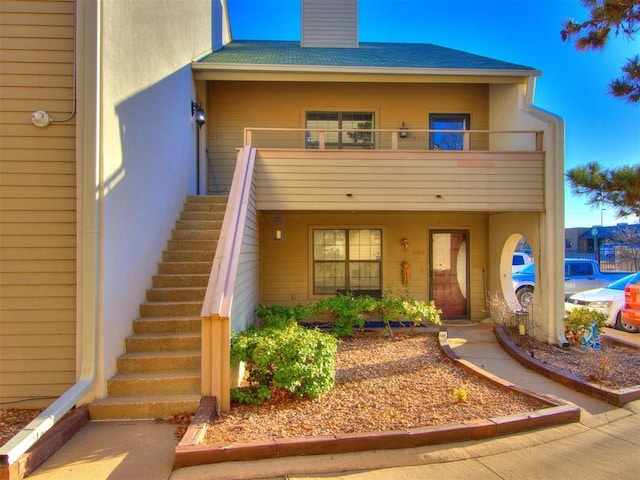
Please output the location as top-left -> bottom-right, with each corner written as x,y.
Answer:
244,128 -> 544,152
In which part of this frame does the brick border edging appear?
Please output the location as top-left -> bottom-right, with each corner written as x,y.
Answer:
174,329 -> 580,469
5,406 -> 89,480
494,325 -> 640,407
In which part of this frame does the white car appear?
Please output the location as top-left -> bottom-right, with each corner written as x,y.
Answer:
512,252 -> 532,273
565,272 -> 640,333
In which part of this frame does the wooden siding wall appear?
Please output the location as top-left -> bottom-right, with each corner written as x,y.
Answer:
230,177 -> 261,333
206,81 -> 489,193
255,150 -> 544,212
0,0 -> 76,406
301,0 -> 358,48
261,211 -> 489,321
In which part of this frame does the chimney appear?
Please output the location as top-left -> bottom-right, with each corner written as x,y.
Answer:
301,0 -> 358,48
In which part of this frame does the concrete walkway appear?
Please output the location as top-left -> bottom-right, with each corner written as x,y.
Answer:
28,323 -> 640,480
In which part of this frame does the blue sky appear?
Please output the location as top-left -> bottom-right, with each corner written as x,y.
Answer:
226,0 -> 640,228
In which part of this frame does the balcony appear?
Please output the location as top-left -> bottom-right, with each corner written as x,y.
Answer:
243,128 -> 545,212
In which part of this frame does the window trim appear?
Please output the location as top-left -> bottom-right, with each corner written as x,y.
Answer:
429,113 -> 471,151
310,227 -> 383,297
305,111 -> 376,149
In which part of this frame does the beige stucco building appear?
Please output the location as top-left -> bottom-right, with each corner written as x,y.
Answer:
0,0 -> 565,472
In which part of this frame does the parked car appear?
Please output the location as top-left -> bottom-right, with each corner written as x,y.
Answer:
512,259 -> 630,306
512,252 -> 532,273
621,276 -> 640,330
565,272 -> 640,333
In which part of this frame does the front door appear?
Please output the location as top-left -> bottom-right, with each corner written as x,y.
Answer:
430,231 -> 469,318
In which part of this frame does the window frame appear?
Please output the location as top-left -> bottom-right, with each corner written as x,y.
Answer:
311,228 -> 382,296
305,111 -> 375,149
429,113 -> 471,150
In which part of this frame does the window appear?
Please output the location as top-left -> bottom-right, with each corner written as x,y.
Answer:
306,112 -> 374,149
429,113 -> 470,150
313,229 -> 382,295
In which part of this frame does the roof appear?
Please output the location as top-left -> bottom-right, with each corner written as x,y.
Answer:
194,40 -> 540,76
579,224 -> 640,240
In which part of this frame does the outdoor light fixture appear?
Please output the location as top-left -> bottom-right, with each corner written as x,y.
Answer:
191,101 -> 206,127
401,237 -> 409,251
273,215 -> 285,241
399,121 -> 408,138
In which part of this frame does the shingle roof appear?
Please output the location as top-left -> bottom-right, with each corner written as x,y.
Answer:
195,40 -> 538,73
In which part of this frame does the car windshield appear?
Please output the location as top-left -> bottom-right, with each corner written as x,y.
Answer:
606,272 -> 640,290
515,263 -> 535,275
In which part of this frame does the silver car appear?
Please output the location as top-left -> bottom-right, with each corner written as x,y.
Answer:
565,272 -> 640,333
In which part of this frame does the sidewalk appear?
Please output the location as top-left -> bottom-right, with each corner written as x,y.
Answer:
28,323 -> 640,480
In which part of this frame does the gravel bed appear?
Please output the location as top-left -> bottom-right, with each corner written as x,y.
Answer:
204,331 -> 549,445
505,327 -> 640,388
1,408 -> 44,447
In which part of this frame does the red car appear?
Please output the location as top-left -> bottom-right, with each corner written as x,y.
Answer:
621,278 -> 640,329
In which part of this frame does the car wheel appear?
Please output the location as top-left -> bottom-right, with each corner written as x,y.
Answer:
516,287 -> 534,308
616,312 -> 639,334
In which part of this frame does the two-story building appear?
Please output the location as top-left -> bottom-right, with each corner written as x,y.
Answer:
0,0 -> 565,471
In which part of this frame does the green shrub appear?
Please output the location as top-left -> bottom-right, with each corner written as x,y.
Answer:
230,323 -> 338,404
316,293 -> 377,337
255,303 -> 314,329
564,307 -> 607,344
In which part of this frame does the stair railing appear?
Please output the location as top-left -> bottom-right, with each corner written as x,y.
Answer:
200,146 -> 256,412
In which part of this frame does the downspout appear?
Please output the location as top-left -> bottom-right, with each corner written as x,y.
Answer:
523,77 -> 567,346
0,0 -> 101,470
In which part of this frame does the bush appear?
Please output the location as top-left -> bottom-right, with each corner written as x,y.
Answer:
256,303 -> 314,329
230,323 -> 338,405
315,293 -> 377,337
564,307 -> 607,344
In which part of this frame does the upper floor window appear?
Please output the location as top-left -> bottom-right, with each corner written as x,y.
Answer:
306,112 -> 374,149
429,113 -> 470,150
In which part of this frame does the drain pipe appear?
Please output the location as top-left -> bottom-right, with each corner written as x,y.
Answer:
0,0 -> 101,472
523,77 -> 567,347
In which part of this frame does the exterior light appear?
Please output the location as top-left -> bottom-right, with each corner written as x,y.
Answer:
399,121 -> 408,138
273,215 -> 285,241
191,101 -> 206,127
401,237 -> 409,250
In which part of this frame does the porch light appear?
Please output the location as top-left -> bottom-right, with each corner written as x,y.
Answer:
399,121 -> 408,138
191,101 -> 206,127
273,215 -> 285,241
401,238 -> 409,251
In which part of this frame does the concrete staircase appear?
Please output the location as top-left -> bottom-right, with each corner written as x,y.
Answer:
89,195 -> 227,420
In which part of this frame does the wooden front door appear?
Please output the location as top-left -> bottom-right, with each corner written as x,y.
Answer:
430,231 -> 469,318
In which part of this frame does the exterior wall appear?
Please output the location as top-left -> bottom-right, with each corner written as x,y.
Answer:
206,81 -> 489,192
0,0 -> 77,406
255,150 -> 544,212
98,0 -> 213,391
260,211 -> 489,321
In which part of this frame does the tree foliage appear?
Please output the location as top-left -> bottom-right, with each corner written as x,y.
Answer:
566,162 -> 640,217
561,0 -> 640,102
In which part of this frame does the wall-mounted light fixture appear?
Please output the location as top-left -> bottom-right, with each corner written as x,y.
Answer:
191,101 -> 206,127
273,215 -> 285,240
401,237 -> 409,251
399,121 -> 408,139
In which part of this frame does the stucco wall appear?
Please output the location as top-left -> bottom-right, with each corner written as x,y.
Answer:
99,0 -> 212,387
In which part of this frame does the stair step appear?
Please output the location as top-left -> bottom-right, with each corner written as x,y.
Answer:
157,262 -> 212,274
125,332 -> 201,352
140,301 -> 203,317
186,195 -> 228,205
146,286 -> 207,302
175,220 -> 222,230
133,316 -> 201,334
167,239 -> 218,251
171,229 -> 217,241
162,250 -> 215,263
107,371 -> 201,396
89,393 -> 201,420
117,350 -> 201,373
180,210 -> 225,221
151,274 -> 209,288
